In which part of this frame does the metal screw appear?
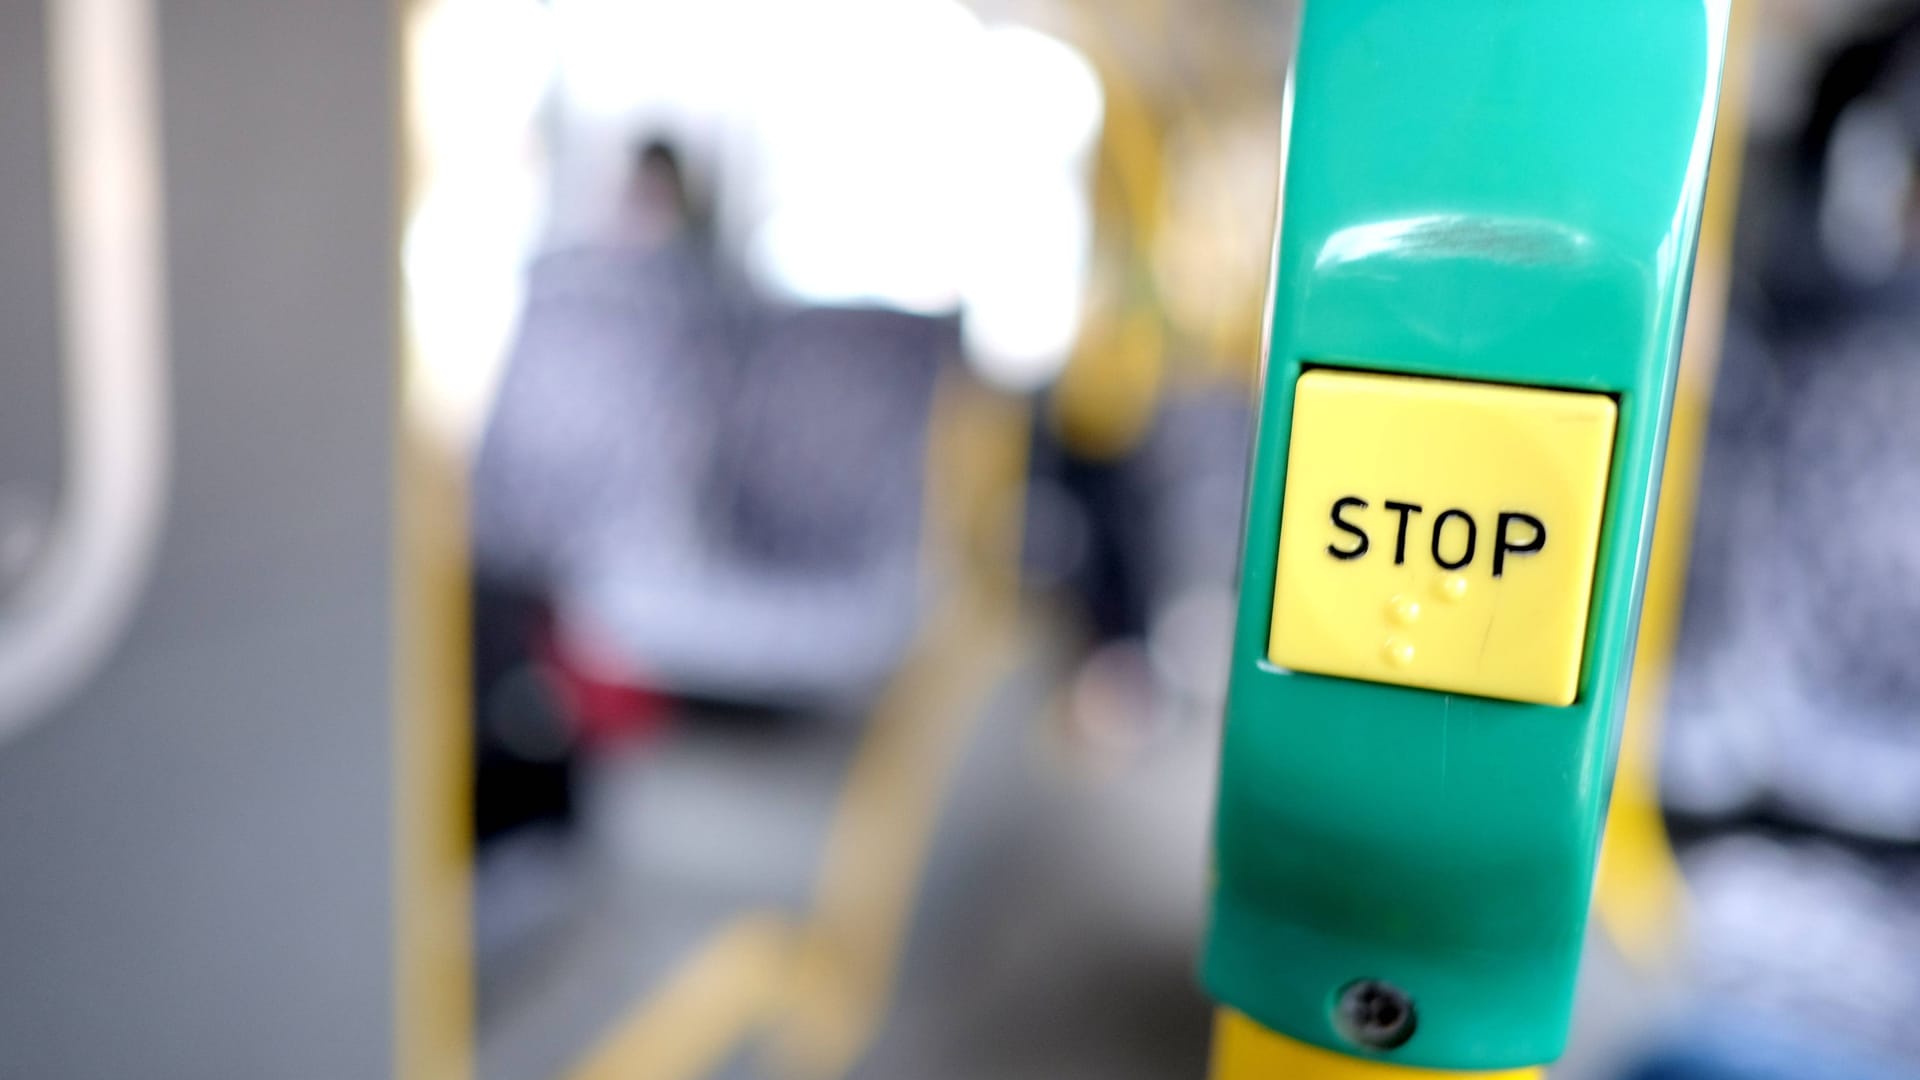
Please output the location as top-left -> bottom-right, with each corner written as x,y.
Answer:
1335,980 -> 1417,1051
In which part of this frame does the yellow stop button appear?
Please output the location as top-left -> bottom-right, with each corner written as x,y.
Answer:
1268,370 -> 1618,707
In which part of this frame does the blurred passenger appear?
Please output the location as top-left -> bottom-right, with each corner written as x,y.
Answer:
470,137 -> 730,841
621,140 -> 698,249
470,133 -> 951,841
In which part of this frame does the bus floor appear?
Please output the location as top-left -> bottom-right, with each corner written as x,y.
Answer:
476,611 -> 1220,1080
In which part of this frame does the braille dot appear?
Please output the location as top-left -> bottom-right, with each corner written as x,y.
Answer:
1438,575 -> 1470,603
1388,595 -> 1422,626
1384,638 -> 1416,667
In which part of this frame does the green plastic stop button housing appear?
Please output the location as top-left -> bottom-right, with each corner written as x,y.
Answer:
1203,1 -> 1729,1071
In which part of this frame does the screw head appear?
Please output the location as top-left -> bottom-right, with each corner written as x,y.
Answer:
1335,980 -> 1417,1051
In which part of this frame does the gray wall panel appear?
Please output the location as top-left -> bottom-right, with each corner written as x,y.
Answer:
0,1 -> 400,1076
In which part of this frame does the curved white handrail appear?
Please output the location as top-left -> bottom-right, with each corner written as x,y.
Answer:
0,0 -> 169,742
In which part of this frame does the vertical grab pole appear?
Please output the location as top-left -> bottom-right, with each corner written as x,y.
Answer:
1202,2 -> 1731,1076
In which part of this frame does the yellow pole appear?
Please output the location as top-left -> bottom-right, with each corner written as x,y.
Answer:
1590,0 -> 1752,969
1210,1012 -> 1542,1080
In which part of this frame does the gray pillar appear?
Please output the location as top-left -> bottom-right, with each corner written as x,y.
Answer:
0,1 -> 402,1076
